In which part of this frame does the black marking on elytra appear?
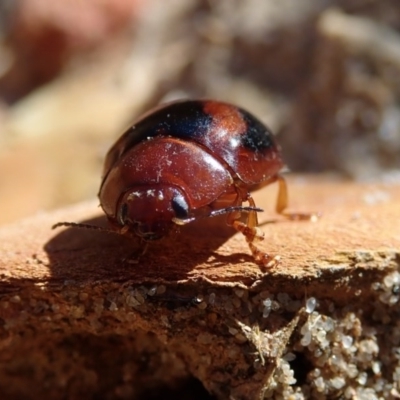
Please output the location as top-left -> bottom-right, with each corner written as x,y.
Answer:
120,101 -> 212,158
240,109 -> 275,152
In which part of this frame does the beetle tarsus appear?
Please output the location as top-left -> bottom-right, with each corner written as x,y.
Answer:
231,220 -> 279,267
249,244 -> 281,268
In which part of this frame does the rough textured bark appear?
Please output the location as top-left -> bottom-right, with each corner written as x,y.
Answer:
0,175 -> 399,399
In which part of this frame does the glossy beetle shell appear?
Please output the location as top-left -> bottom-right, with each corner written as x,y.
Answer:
99,100 -> 284,241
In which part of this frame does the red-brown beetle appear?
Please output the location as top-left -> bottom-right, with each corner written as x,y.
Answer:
55,100 -> 314,265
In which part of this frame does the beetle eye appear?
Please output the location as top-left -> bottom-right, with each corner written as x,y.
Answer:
118,203 -> 128,225
171,194 -> 189,220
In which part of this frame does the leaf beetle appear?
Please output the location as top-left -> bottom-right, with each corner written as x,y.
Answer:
55,100 -> 315,266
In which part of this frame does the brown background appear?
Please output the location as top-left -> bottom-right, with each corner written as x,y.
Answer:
0,0 -> 399,225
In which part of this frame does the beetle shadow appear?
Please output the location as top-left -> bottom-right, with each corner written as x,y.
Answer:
44,213 -> 255,284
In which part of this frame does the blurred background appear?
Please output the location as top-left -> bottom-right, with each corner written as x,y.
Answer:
0,0 -> 399,225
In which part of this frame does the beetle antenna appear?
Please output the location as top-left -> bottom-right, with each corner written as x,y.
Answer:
52,222 -> 121,236
209,206 -> 264,217
172,206 -> 263,225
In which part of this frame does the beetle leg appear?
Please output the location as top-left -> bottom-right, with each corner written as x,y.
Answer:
229,194 -> 280,267
275,175 -> 319,221
125,240 -> 148,264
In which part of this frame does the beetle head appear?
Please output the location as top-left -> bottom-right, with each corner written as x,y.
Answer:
117,185 -> 191,240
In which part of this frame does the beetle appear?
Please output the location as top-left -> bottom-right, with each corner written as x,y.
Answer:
54,100 -> 314,266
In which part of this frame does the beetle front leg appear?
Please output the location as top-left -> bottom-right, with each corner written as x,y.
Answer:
125,240 -> 149,264
229,195 -> 280,267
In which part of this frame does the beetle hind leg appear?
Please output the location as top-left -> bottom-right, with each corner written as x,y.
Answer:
275,175 -> 319,221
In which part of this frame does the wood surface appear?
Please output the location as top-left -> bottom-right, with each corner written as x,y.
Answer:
0,175 -> 398,399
